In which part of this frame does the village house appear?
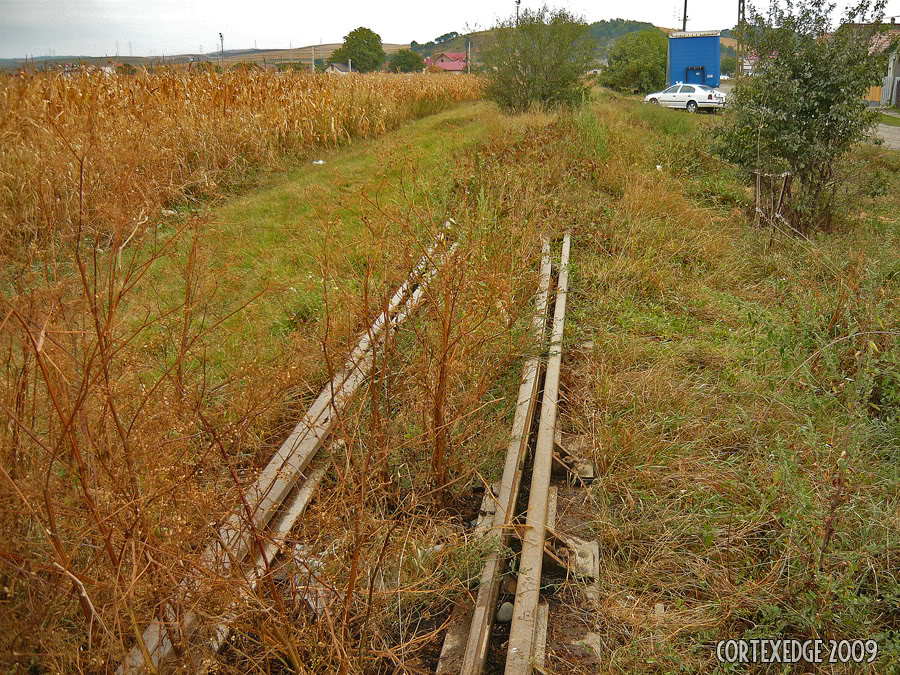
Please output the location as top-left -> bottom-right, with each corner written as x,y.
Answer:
324,62 -> 350,74
424,51 -> 468,74
868,21 -> 900,106
838,19 -> 900,106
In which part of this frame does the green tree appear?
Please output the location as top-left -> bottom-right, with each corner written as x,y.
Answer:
389,49 -> 425,73
329,27 -> 386,73
715,0 -> 892,231
721,54 -> 737,76
601,29 -> 667,93
411,40 -> 437,56
481,5 -> 595,113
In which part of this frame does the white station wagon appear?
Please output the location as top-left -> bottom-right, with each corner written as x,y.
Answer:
644,84 -> 727,113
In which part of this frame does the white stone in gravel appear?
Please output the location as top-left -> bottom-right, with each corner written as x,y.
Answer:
496,601 -> 515,623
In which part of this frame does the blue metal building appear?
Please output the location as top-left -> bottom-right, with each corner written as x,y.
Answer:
667,31 -> 721,87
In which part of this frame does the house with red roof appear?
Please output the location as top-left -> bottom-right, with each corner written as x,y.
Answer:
426,51 -> 468,74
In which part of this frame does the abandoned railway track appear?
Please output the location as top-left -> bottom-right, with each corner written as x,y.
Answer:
437,233 -> 598,675
123,228 -> 589,675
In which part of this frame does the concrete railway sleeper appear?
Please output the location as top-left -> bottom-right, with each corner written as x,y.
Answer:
438,233 -> 598,675
122,224 -> 456,674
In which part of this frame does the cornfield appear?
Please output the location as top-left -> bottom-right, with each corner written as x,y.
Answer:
0,69 -> 482,251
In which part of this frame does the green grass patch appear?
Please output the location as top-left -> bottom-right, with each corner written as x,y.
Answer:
133,102 -> 497,385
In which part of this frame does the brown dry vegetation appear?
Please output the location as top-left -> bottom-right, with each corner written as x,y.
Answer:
0,69 -> 486,672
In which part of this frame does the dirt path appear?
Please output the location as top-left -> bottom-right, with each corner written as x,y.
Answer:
877,123 -> 900,149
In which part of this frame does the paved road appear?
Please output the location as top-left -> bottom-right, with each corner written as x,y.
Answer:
877,123 -> 900,150
712,81 -> 899,149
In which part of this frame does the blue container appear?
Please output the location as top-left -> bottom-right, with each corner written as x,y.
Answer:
667,31 -> 721,87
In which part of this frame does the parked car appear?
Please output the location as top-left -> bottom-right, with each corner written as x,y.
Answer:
643,84 -> 727,113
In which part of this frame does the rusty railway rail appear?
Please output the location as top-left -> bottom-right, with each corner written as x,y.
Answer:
505,233 -> 571,674
438,233 -> 593,675
123,227 -> 583,674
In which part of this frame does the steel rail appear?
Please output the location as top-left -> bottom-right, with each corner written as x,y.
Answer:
505,233 -> 570,674
121,226 -> 454,674
206,245 -> 453,652
446,239 -> 553,674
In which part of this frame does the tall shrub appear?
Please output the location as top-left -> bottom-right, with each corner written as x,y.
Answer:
715,0 -> 893,231
481,5 -> 595,113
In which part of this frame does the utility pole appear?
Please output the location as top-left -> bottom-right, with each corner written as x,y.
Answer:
311,45 -> 315,72
737,0 -> 746,76
219,32 -> 224,67
682,0 -> 688,31
516,0 -> 521,25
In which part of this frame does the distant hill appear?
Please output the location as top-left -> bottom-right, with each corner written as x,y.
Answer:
413,20 -> 662,61
590,19 -> 659,56
0,44 -> 410,72
412,31 -> 491,58
220,44 -> 410,67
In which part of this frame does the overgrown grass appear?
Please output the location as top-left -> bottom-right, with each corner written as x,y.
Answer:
557,95 -> 900,673
3,77 -> 899,673
877,112 -> 900,127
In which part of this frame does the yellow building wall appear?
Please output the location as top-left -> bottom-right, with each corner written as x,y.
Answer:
866,85 -> 883,103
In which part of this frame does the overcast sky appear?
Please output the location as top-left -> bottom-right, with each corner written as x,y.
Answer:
2,0 -> 899,59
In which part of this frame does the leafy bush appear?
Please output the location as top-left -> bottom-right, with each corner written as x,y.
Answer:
389,49 -> 425,73
481,5 -> 594,113
601,29 -> 667,93
721,53 -> 737,76
714,0 -> 893,232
